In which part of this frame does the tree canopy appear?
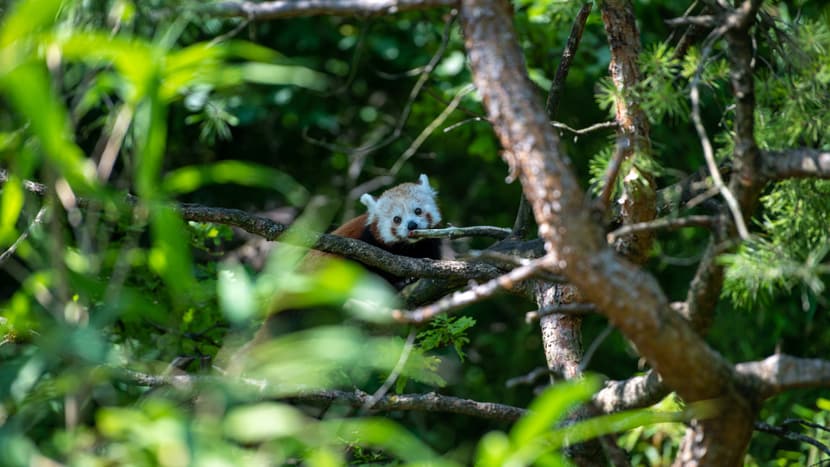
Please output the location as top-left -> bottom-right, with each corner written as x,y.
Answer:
1,0 -> 830,465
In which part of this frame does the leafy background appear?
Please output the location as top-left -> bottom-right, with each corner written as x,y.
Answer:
1,0 -> 830,465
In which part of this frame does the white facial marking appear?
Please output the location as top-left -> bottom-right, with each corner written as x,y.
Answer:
362,175 -> 442,244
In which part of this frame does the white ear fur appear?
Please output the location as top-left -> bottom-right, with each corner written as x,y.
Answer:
418,174 -> 429,187
360,193 -> 376,209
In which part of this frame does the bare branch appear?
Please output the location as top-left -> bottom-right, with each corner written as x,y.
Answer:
606,215 -> 715,244
525,303 -> 596,323
505,366 -> 553,388
597,137 -> 629,213
410,225 -> 512,240
459,1 -> 748,450
592,370 -> 667,413
551,120 -> 618,136
392,255 -> 555,323
665,15 -> 717,27
736,354 -> 830,400
0,172 -> 502,281
761,149 -> 830,181
204,0 -> 458,20
545,2 -> 592,119
689,30 -> 750,240
754,420 -> 830,457
113,367 -> 525,422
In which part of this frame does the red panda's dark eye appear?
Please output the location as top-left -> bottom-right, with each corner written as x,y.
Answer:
414,208 -> 423,215
393,216 -> 402,224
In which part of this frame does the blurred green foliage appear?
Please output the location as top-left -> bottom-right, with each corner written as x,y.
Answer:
1,0 -> 829,464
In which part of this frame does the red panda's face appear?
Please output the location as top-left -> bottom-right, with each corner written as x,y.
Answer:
361,176 -> 442,245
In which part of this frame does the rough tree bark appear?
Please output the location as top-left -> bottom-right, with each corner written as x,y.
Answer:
459,0 -> 757,464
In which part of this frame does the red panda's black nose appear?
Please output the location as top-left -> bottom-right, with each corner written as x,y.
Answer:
407,221 -> 418,231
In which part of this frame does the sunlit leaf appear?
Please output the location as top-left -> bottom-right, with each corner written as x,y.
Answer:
223,403 -> 307,443
162,161 -> 309,206
0,63 -> 96,192
0,173 -> 23,246
510,376 -> 600,447
148,203 -> 197,304
320,418 -> 449,465
218,263 -> 256,325
0,0 -> 61,48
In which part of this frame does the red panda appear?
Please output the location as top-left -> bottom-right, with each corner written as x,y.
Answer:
247,175 -> 443,343
318,173 -> 443,286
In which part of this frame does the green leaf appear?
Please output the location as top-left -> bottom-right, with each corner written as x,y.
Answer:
162,161 -> 309,206
0,0 -> 61,48
510,376 -> 600,446
148,204 -> 197,305
0,63 -> 96,193
0,174 -> 24,246
223,403 -> 307,443
320,418 -> 449,465
218,263 -> 256,325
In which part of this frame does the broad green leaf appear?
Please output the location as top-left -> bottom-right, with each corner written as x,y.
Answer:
134,87 -> 166,199
0,0 -> 61,48
237,63 -> 330,91
47,32 -> 156,103
0,174 -> 23,246
162,161 -> 309,206
510,376 -> 600,446
320,418 -> 450,465
0,63 -> 96,192
148,203 -> 197,305
223,403 -> 307,443
218,263 -> 256,325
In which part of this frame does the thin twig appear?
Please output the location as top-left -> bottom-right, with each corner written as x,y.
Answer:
302,11 -> 456,158
393,256 -> 555,324
579,324 -> 614,372
551,120 -> 618,136
0,207 -> 47,266
525,303 -> 597,323
597,136 -> 630,212
546,2 -> 593,118
443,116 -> 485,133
410,225 -> 512,240
754,421 -> 830,457
689,29 -> 751,240
606,215 -> 715,244
361,330 -> 416,412
505,366 -> 553,388
390,84 -> 474,175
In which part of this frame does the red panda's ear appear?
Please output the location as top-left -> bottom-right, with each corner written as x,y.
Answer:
418,174 -> 430,187
360,193 -> 377,210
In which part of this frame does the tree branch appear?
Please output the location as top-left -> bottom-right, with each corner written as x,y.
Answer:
392,255 -> 555,323
204,0 -> 458,20
761,149 -> 830,181
0,170 -> 502,282
736,354 -> 830,400
113,368 -> 525,422
592,370 -> 667,413
545,2 -> 592,119
459,0 -> 746,445
606,215 -> 715,244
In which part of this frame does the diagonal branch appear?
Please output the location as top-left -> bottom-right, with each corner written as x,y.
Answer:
392,255 -> 555,323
